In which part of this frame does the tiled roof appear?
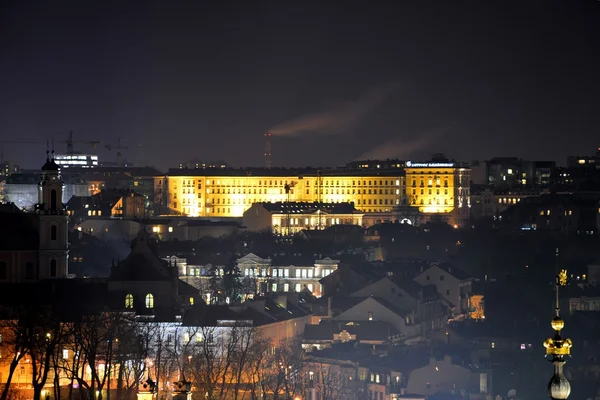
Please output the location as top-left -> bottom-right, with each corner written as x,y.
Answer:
303,320 -> 400,342
435,262 -> 472,281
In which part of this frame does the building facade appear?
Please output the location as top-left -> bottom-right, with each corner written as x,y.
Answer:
404,159 -> 471,227
243,202 -> 364,234
162,158 -> 472,227
164,168 -> 405,218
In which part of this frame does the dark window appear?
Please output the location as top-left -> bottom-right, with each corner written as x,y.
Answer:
50,189 -> 57,210
25,262 -> 34,280
426,275 -> 430,281
50,260 -> 57,277
446,289 -> 450,295
0,262 -> 7,280
51,225 -> 57,241
440,275 -> 444,281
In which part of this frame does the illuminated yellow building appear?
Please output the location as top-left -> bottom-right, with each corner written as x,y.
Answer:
404,160 -> 471,226
160,159 -> 471,226
163,169 -> 405,218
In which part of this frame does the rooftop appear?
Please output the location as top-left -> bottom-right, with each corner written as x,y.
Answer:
258,201 -> 360,214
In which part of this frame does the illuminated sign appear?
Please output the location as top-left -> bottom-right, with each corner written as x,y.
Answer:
406,161 -> 455,168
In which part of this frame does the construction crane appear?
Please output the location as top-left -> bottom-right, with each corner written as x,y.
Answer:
105,138 -> 142,166
284,181 -> 297,236
0,133 -> 100,155
65,131 -> 100,155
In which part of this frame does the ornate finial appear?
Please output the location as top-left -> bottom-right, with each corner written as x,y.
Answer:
51,139 -> 55,160
46,141 -> 50,160
544,251 -> 573,399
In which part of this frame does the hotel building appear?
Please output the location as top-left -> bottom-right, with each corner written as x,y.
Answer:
162,167 -> 405,218
159,158 -> 472,226
404,159 -> 471,227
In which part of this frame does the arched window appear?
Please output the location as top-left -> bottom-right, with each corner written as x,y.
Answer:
50,189 -> 57,210
0,262 -> 7,280
51,225 -> 57,241
145,293 -> 154,309
125,294 -> 134,309
50,260 -> 57,277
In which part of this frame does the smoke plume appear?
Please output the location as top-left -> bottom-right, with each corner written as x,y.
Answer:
269,82 -> 400,136
356,125 -> 450,160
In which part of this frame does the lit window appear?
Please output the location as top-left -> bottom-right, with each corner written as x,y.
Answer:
145,293 -> 154,309
368,311 -> 373,321
63,349 -> 69,360
169,227 -> 173,232
184,333 -> 190,343
196,333 -> 202,342
189,297 -> 194,305
125,294 -> 134,309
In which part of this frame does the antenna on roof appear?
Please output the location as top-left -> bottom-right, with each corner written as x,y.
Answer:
46,141 -> 50,160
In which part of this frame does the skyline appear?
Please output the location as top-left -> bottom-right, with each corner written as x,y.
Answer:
1,1 -> 599,170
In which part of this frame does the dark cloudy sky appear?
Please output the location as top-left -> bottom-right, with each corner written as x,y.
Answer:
1,0 -> 599,170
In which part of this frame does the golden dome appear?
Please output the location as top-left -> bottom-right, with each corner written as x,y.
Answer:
551,317 -> 565,331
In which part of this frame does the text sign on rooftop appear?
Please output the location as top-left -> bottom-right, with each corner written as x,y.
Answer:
406,161 -> 455,168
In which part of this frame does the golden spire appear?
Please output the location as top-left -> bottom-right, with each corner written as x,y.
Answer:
543,248 -> 572,400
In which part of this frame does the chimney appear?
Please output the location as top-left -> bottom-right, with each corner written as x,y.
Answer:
264,132 -> 272,168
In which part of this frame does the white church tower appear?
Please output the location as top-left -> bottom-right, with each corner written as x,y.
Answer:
36,149 -> 69,279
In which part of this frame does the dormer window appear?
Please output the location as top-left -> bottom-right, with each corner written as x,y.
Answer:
145,294 -> 154,309
125,294 -> 134,309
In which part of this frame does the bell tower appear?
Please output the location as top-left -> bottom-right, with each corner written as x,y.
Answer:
36,149 -> 69,279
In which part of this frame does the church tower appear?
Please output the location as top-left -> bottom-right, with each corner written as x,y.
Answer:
36,149 -> 69,279
543,250 -> 572,400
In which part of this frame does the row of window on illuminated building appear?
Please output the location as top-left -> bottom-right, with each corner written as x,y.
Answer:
175,178 -> 401,187
412,188 -> 450,196
270,282 -> 315,293
412,198 -> 450,205
125,293 -> 154,309
411,178 -> 450,187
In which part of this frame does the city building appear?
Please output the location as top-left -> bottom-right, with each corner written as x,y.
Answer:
413,263 -> 473,319
243,201 -> 364,234
163,166 -> 405,218
406,356 -> 487,396
404,157 -> 471,227
74,166 -> 162,210
499,193 -> 600,234
0,152 -> 70,282
485,157 -> 556,188
470,185 -> 549,220
175,253 -> 339,302
567,148 -> 600,168
66,189 -> 146,220
4,171 -> 89,211
54,153 -> 99,168
163,157 -> 473,227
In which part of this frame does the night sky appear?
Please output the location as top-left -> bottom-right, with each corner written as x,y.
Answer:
1,1 -> 599,170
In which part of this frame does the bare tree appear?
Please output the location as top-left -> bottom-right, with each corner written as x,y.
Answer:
64,311 -> 128,400
306,360 -> 359,400
0,305 -> 71,400
0,314 -> 27,400
189,322 -> 260,400
261,337 -> 304,400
